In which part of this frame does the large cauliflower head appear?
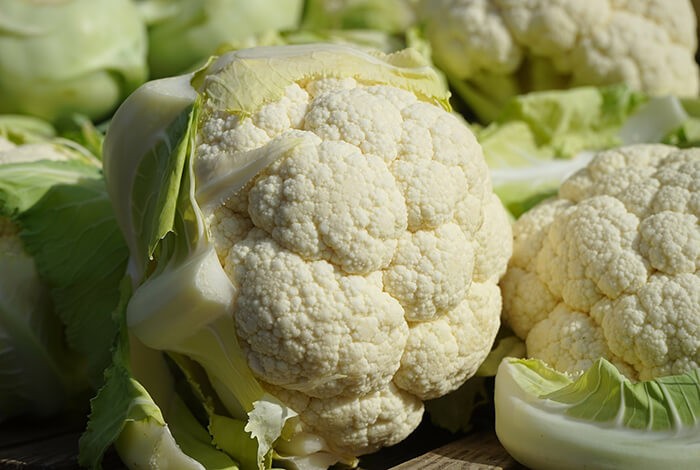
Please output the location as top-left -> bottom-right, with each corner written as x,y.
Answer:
501,144 -> 700,381
192,45 -> 512,455
420,0 -> 700,119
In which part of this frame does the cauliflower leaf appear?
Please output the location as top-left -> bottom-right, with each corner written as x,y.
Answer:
495,357 -> 700,469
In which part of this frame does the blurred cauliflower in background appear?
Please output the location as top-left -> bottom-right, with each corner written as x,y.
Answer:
0,0 -> 148,125
418,0 -> 700,122
136,0 -> 305,78
300,0 -> 419,33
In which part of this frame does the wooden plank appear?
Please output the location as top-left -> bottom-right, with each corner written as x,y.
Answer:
0,413 -> 85,448
390,431 -> 525,470
0,414 -> 123,470
0,432 -> 82,470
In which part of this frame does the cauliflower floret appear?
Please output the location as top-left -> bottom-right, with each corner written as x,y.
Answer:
268,382 -> 424,456
196,83 -> 310,177
526,304 -> 614,374
395,101 -> 486,231
248,135 -> 407,274
199,75 -> 512,454
599,273 -> 700,380
420,0 -> 700,121
502,144 -> 700,379
229,229 -> 408,399
394,282 -> 501,399
383,223 -> 474,321
304,84 -> 404,162
571,9 -> 695,93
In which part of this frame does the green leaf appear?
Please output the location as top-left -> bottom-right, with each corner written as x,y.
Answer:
210,414 -> 261,470
0,160 -> 98,216
496,85 -> 643,155
101,73 -> 198,281
476,334 -> 526,377
476,119 -> 594,218
545,360 -> 700,431
447,72 -> 519,124
78,279 -> 137,469
300,0 -> 416,34
56,114 -> 107,160
0,251 -> 88,419
495,358 -> 700,469
0,158 -> 128,386
168,353 -> 252,469
425,376 -> 491,434
193,44 -> 451,118
141,0 -> 305,79
170,402 -> 241,470
0,114 -> 56,145
14,165 -> 128,386
79,279 -> 230,470
473,85 -> 698,218
132,104 -> 196,264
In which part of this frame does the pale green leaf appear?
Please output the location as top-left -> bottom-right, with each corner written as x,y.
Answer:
495,358 -> 700,470
193,43 -> 450,118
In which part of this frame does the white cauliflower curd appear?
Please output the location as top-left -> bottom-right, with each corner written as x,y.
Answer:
501,144 -> 700,381
419,0 -> 700,121
103,43 -> 512,465
199,62 -> 511,455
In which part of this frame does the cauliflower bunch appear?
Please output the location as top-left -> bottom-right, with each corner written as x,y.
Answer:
501,144 -> 700,381
419,0 -> 700,121
103,44 -> 512,463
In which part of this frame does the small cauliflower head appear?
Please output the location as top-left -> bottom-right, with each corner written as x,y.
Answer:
501,143 -> 700,381
193,45 -> 512,455
419,0 -> 700,121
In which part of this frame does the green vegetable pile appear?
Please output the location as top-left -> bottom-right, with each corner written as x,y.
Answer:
0,1 -> 699,470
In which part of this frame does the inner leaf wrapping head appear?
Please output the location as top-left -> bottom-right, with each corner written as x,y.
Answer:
192,43 -> 452,118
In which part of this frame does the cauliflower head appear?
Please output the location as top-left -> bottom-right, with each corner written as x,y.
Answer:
105,44 -> 512,459
200,55 -> 511,454
419,0 -> 700,121
501,143 -> 700,381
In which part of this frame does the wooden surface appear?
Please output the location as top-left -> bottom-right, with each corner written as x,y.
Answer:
0,412 -> 120,470
0,413 -> 523,469
389,432 -> 524,469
